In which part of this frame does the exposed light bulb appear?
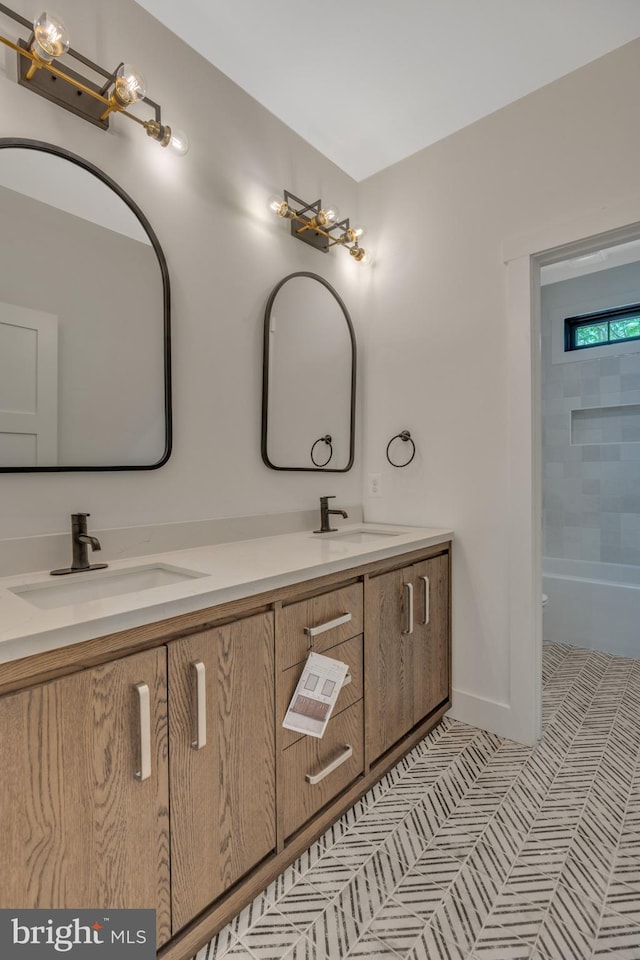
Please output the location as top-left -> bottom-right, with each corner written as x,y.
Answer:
343,225 -> 366,244
350,245 -> 372,265
166,126 -> 189,156
114,64 -> 147,105
32,11 -> 69,61
268,195 -> 290,218
317,204 -> 339,227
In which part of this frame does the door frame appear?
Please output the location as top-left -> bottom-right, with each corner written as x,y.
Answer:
503,195 -> 640,745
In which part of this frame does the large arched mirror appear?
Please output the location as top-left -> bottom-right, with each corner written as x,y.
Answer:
0,139 -> 171,471
261,272 -> 356,471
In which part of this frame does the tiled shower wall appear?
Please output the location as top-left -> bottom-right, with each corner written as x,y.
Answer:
542,261 -> 640,565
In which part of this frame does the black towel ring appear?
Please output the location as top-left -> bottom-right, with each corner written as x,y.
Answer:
310,434 -> 333,467
386,430 -> 416,468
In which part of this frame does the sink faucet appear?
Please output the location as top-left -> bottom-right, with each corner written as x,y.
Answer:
50,513 -> 109,576
314,496 -> 348,534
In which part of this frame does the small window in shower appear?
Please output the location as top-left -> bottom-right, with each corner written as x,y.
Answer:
565,302 -> 640,351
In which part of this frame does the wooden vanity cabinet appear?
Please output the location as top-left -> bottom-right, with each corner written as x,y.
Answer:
0,540 -> 451,960
0,647 -> 171,946
167,612 -> 276,934
366,551 -> 450,765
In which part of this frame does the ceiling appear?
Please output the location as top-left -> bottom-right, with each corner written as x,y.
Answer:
134,0 -> 640,182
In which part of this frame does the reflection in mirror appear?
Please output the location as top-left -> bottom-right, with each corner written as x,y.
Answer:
0,139 -> 171,471
262,272 -> 356,472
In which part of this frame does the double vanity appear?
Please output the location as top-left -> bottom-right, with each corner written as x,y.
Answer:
0,521 -> 452,960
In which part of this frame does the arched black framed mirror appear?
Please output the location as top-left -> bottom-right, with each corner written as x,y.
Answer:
261,272 -> 356,472
0,138 -> 171,471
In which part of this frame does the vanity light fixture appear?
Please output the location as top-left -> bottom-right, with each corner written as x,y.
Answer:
0,4 -> 189,155
268,190 -> 370,264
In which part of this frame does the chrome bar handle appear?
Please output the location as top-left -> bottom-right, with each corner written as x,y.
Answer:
134,682 -> 151,781
190,660 -> 207,750
304,612 -> 352,638
403,582 -> 414,635
420,575 -> 430,625
305,744 -> 353,785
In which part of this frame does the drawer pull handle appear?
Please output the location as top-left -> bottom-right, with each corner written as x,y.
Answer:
134,682 -> 151,782
403,582 -> 414,635
342,673 -> 352,687
420,576 -> 430,626
304,612 -> 352,638
191,660 -> 207,750
305,744 -> 353,785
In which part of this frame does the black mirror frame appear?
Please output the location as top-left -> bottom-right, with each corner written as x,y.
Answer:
0,138 -> 172,472
261,271 -> 356,472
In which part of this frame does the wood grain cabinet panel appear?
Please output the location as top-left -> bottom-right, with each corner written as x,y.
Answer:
280,582 -> 363,670
168,612 -> 276,934
281,700 -> 364,839
0,647 -> 171,946
411,554 -> 450,726
366,552 -> 450,765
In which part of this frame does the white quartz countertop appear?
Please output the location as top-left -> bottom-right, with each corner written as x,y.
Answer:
0,523 -> 453,665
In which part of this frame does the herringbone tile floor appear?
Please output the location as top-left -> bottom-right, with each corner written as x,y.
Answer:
194,643 -> 640,959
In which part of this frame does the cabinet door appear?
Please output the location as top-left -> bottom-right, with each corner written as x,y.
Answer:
365,565 -> 415,764
0,648 -> 171,946
366,553 -> 450,766
168,612 -> 276,933
412,553 -> 450,726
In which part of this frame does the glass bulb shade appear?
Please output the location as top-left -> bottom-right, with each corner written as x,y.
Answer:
344,225 -> 365,243
268,195 -> 290,218
32,11 -> 70,61
317,205 -> 339,227
167,127 -> 189,156
114,64 -> 147,105
350,245 -> 371,265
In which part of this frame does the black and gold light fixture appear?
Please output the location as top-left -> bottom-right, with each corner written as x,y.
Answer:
268,190 -> 370,264
0,4 -> 189,155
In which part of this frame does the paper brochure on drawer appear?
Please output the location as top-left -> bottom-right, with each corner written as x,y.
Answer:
283,652 -> 349,739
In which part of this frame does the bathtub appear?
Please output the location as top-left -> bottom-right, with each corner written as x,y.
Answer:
543,557 -> 640,658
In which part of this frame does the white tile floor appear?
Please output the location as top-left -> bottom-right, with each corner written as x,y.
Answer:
193,643 -> 640,959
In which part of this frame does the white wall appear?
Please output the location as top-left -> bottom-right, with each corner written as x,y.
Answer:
0,0 -> 363,537
358,39 -> 640,739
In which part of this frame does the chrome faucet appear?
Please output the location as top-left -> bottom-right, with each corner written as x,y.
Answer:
50,513 -> 108,576
314,496 -> 348,534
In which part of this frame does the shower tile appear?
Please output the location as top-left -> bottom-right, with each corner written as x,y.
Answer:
601,358 -> 622,376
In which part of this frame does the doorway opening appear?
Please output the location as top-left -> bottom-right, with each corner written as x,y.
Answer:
540,238 -> 640,663
505,209 -> 640,745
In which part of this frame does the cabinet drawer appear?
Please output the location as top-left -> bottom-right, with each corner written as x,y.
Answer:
281,700 -> 364,839
280,582 -> 363,670
279,634 -> 363,750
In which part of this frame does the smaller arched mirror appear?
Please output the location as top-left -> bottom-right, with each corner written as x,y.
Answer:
261,272 -> 356,472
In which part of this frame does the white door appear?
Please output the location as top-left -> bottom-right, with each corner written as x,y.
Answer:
0,302 -> 58,467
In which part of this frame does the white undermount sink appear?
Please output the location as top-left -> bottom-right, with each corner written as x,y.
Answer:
9,563 -> 207,610
314,529 -> 400,544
